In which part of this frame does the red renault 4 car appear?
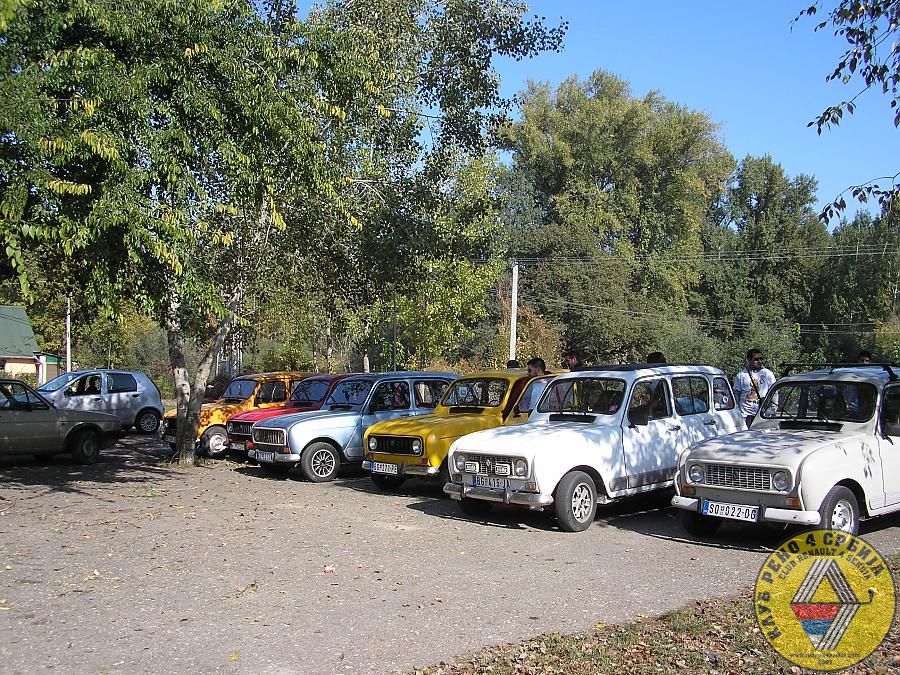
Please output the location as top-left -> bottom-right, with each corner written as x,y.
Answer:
225,373 -> 353,459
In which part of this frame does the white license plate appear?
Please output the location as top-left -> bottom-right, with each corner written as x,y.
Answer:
229,441 -> 244,450
473,475 -> 507,489
371,461 -> 399,475
257,451 -> 275,463
702,500 -> 759,522
164,435 -> 175,443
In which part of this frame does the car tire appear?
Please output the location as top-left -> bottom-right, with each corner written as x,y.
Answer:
678,509 -> 723,537
554,470 -> 597,532
371,473 -> 406,490
134,408 -> 161,435
71,429 -> 100,464
261,463 -> 291,478
459,498 -> 492,516
817,486 -> 859,535
438,459 -> 450,486
300,442 -> 340,482
201,425 -> 228,459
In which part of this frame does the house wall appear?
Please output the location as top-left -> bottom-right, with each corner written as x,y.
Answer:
3,357 -> 37,378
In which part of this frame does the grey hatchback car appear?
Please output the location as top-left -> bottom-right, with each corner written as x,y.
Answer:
0,378 -> 122,463
38,370 -> 164,434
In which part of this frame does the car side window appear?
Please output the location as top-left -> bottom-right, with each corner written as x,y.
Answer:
672,376 -> 710,415
0,382 -> 47,410
108,372 -> 138,393
628,379 -> 672,425
257,381 -> 287,404
712,377 -> 735,411
371,382 -> 411,411
69,374 -> 102,396
413,380 -> 449,409
880,386 -> 900,433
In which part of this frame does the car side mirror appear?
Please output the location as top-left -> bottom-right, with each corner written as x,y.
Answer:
63,389 -> 73,397
254,396 -> 262,405
629,412 -> 648,427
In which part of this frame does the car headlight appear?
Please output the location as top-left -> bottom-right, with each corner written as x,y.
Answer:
226,422 -> 232,433
455,454 -> 466,470
515,458 -> 527,477
368,437 -> 377,451
411,438 -> 422,454
688,464 -> 704,483
772,470 -> 791,492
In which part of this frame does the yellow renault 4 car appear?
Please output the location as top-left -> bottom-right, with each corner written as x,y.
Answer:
162,371 -> 312,458
362,370 -> 554,490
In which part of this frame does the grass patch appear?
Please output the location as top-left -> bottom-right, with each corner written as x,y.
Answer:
414,554 -> 900,675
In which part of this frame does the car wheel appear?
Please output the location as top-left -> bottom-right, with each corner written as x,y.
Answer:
678,509 -> 723,537
371,473 -> 406,490
261,463 -> 291,478
300,442 -> 340,482
554,471 -> 597,532
459,498 -> 492,516
71,430 -> 100,464
201,425 -> 228,459
818,486 -> 859,535
134,408 -> 161,435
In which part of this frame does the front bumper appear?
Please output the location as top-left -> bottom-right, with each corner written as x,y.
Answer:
444,481 -> 553,509
671,495 -> 822,526
362,459 -> 440,478
248,448 -> 301,465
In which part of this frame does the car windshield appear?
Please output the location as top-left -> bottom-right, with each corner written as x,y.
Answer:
290,378 -> 331,403
537,377 -> 627,415
38,372 -> 79,392
761,380 -> 877,422
325,379 -> 373,408
441,377 -> 509,408
220,379 -> 256,401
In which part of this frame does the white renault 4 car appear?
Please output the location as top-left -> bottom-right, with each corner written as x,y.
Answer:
445,364 -> 743,531
672,364 -> 900,536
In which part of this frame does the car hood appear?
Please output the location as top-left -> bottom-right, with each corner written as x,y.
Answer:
230,403 -> 322,423
253,408 -> 358,431
452,419 -> 617,458
58,409 -> 121,427
687,428 -> 868,469
370,410 -> 504,440
164,401 -> 245,420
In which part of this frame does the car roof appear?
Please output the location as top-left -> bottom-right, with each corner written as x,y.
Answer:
236,371 -> 316,380
779,365 -> 893,386
457,369 -> 528,380
339,371 -> 457,382
563,363 -> 727,378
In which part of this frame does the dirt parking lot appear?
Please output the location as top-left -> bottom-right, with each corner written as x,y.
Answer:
2,435 -> 899,674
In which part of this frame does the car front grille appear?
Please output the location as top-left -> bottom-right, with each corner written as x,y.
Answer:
253,428 -> 285,447
705,464 -> 771,491
465,455 -> 516,476
371,436 -> 420,455
228,421 -> 253,440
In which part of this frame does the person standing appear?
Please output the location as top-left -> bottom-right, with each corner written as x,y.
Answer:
734,348 -> 776,429
526,357 -> 546,377
563,349 -> 583,371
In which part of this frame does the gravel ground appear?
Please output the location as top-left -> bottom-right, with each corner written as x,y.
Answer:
2,436 -> 899,674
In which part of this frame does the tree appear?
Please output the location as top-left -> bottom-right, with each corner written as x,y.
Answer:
796,1 -> 900,219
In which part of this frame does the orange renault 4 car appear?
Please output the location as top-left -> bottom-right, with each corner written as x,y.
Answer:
162,372 -> 312,457
362,369 -> 555,490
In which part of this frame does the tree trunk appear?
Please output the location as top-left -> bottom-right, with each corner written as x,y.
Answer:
163,280 -> 237,467
325,323 -> 333,374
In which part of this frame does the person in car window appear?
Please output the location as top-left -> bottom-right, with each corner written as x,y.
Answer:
733,348 -> 776,429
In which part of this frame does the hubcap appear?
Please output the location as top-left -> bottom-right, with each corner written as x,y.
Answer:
209,434 -> 227,453
312,449 -> 336,478
83,437 -> 98,458
571,482 -> 593,522
831,499 -> 855,532
139,413 -> 157,432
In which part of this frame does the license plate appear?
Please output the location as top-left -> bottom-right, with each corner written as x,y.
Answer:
702,500 -> 759,522
229,441 -> 244,450
257,451 -> 275,463
473,475 -> 507,489
164,435 -> 175,443
371,461 -> 399,475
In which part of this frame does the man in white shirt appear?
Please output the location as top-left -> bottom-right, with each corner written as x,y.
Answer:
733,348 -> 776,429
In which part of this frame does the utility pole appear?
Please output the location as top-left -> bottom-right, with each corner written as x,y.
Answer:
509,262 -> 518,362
65,293 -> 72,373
391,288 -> 397,372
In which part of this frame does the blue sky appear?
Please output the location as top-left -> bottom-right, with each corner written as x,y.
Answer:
494,1 -> 899,218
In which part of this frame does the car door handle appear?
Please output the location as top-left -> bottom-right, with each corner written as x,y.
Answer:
667,424 -> 681,432
91,397 -> 102,402
131,394 -> 140,398
399,414 -> 411,418
703,419 -> 717,426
